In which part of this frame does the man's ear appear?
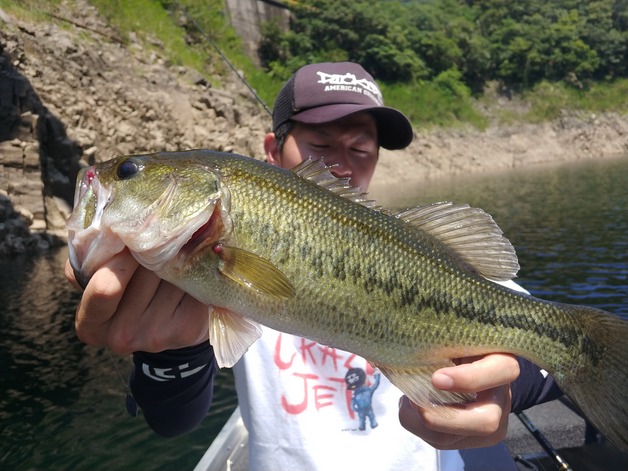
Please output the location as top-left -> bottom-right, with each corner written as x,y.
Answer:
264,133 -> 280,166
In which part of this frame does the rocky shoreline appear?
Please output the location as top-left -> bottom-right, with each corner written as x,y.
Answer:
371,112 -> 628,197
0,2 -> 627,256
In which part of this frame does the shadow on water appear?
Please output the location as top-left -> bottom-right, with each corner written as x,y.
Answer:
0,247 -> 237,471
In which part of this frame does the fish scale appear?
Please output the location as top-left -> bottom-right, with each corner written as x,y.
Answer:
67,149 -> 628,451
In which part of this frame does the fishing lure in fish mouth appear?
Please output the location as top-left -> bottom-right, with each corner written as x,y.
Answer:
67,149 -> 628,451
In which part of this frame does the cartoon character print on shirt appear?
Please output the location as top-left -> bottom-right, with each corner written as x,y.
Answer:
345,367 -> 380,431
272,332 -> 384,432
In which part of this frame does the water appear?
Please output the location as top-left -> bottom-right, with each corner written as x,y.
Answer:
382,155 -> 628,315
0,250 -> 237,471
1,156 -> 627,470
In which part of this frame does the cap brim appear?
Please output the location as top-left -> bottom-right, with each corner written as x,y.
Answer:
291,104 -> 413,150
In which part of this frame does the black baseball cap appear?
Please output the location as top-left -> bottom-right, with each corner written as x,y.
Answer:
272,62 -> 413,150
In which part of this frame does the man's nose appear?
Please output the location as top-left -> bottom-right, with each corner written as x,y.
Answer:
324,154 -> 352,178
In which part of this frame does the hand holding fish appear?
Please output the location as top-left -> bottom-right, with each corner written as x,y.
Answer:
399,354 -> 518,449
65,250 -> 209,355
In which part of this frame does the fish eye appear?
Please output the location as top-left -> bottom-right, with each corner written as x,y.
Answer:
116,159 -> 141,180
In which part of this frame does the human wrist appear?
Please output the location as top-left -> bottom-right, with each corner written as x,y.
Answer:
132,342 -> 215,382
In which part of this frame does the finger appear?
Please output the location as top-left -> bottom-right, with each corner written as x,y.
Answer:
399,394 -> 510,450
432,353 -> 520,393
105,267 -> 210,354
114,263 -> 163,322
122,279 -> 209,353
64,259 -> 83,290
74,250 -> 140,346
104,264 -> 164,354
172,293 -> 210,346
420,386 -> 511,437
399,396 -> 465,449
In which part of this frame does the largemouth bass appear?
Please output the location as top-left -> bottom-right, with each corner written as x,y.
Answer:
67,150 -> 628,450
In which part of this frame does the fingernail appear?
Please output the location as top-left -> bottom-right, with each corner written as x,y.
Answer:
433,372 -> 455,390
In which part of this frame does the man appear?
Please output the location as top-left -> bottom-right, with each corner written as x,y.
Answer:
65,62 -> 561,470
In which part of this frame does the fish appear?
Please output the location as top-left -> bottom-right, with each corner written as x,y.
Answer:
67,150 -> 628,451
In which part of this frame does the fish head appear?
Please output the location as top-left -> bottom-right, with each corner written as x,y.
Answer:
67,153 -> 227,286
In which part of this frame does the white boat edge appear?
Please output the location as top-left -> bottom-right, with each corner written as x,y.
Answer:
194,399 -> 628,471
194,407 -> 248,471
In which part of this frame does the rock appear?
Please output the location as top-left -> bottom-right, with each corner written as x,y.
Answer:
14,205 -> 33,225
30,219 -> 47,231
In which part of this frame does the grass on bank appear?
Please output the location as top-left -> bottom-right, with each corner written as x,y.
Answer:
88,0 -> 281,111
524,79 -> 628,122
2,0 -> 627,130
0,0 -> 63,22
1,0 -> 281,109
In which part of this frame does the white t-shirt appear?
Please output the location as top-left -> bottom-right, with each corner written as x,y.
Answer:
233,327 -> 465,471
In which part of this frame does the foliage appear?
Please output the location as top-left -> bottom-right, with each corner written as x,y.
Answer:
523,77 -> 628,121
0,0 -> 63,21
259,0 -> 628,92
381,72 -> 488,130
4,0 -> 627,129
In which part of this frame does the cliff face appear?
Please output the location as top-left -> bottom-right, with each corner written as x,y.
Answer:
0,1 -> 270,255
0,2 -> 627,256
0,25 -> 82,254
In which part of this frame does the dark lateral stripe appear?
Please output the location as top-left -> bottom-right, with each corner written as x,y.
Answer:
423,291 -> 603,365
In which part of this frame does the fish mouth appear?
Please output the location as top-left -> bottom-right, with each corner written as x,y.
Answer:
67,166 -> 101,275
66,161 -> 227,281
66,166 -> 121,286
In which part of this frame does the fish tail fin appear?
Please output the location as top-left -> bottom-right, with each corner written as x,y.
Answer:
557,307 -> 628,452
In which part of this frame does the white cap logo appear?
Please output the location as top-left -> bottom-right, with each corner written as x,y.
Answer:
316,71 -> 383,105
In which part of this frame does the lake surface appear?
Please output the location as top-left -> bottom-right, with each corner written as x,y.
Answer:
1,155 -> 627,470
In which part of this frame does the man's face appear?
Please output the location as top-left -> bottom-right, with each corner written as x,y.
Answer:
274,113 -> 379,191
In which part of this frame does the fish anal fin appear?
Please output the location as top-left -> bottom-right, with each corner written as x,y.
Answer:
216,244 -> 296,300
375,362 -> 476,410
209,307 -> 262,368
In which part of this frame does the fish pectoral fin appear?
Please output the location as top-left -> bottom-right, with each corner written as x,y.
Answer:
375,363 -> 477,409
217,245 -> 296,300
209,307 -> 262,368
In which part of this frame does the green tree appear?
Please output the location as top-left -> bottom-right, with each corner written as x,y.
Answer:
259,0 -> 428,82
258,0 -> 628,91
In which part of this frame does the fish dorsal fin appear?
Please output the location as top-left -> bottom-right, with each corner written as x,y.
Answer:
292,158 -> 379,209
395,202 -> 520,282
209,307 -> 263,368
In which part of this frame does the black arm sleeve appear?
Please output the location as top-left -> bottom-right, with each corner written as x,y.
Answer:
130,342 -> 218,437
510,357 -> 563,413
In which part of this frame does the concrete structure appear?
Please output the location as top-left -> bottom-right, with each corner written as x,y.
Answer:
225,0 -> 291,65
